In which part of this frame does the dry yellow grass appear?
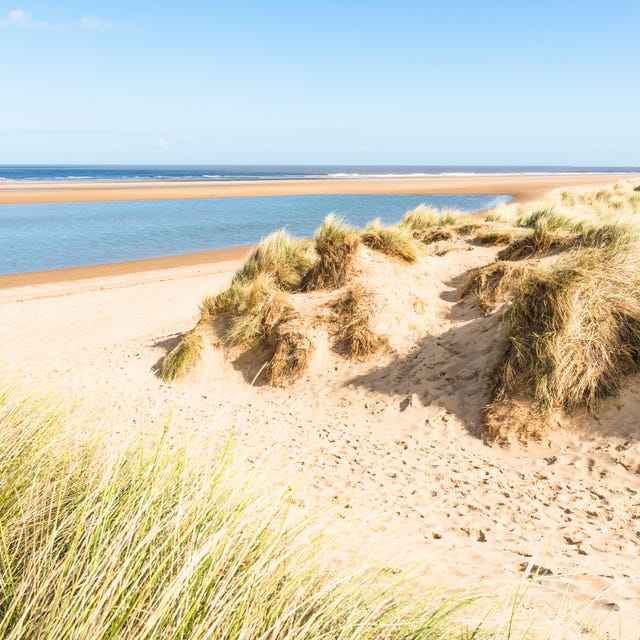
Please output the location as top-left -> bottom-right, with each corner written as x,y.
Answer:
486,244 -> 640,440
159,328 -> 204,381
360,219 -> 421,262
463,261 -> 529,314
265,310 -> 315,386
303,214 -> 360,290
332,284 -> 390,360
0,385 -> 485,639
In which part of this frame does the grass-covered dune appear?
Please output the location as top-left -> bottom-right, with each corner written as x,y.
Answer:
160,214 -> 428,386
160,209 -> 458,386
162,179 -> 640,442
472,180 -> 640,441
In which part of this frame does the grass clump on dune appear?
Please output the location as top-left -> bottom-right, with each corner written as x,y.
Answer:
333,284 -> 390,360
517,205 -> 586,234
399,203 -> 440,230
360,219 -> 421,262
439,208 -> 461,226
212,229 -> 313,322
303,214 -> 360,290
414,227 -> 456,244
400,204 -> 461,230
164,231 -> 314,378
234,229 -> 315,291
497,229 -> 573,261
0,385 -> 480,640
473,228 -> 517,246
498,217 -> 639,262
159,329 -> 204,381
485,245 -> 640,441
463,261 -> 528,314
214,274 -> 287,347
265,310 -> 315,386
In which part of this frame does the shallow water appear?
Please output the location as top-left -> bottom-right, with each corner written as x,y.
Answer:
0,193 -> 511,274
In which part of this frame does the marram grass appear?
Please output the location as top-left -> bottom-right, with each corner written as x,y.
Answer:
360,219 -> 421,262
303,213 -> 360,290
473,181 -> 640,440
160,328 -> 204,381
0,385 -> 484,640
399,204 -> 441,231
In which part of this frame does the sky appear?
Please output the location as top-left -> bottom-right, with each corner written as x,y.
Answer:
1,0 -> 639,165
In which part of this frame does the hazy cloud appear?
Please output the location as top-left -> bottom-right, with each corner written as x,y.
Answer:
0,9 -> 129,31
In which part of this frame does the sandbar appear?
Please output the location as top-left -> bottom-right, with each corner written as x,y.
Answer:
0,174 -> 635,205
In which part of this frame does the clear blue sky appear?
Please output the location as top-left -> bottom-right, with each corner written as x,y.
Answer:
1,1 -> 639,165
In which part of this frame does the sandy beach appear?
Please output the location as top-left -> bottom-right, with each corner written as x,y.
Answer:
0,173 -> 635,206
1,176 -> 639,636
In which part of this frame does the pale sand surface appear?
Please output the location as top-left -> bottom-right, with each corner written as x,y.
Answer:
1,179 -> 639,636
1,173 -> 636,206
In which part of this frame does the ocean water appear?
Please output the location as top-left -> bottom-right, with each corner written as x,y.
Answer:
0,164 -> 639,182
0,193 -> 510,275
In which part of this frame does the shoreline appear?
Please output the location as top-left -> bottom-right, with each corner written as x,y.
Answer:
1,174 -> 637,289
0,245 -> 253,290
1,174 -> 635,205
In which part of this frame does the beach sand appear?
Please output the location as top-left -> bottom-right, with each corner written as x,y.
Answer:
1,176 -> 639,636
0,173 -> 635,206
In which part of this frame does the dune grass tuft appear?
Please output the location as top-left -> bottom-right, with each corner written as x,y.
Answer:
516,205 -> 585,234
360,219 -> 421,262
201,230 -> 315,350
303,214 -> 360,290
473,228 -> 517,245
235,229 -> 315,291
439,208 -> 461,226
463,261 -> 529,314
497,229 -> 574,261
265,311 -> 315,386
0,385 -> 481,639
399,203 -> 440,230
159,329 -> 204,381
163,232 -> 315,380
485,244 -> 640,440
413,227 -> 455,245
498,217 -> 639,261
333,284 -> 390,360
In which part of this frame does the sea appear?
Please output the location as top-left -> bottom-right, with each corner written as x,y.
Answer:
1,164 -> 639,182
1,165 -> 638,275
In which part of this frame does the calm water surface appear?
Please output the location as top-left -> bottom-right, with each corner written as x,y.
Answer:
0,193 -> 511,275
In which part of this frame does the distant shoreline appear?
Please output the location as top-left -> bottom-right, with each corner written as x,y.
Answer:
0,174 -> 636,205
0,174 -> 637,289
